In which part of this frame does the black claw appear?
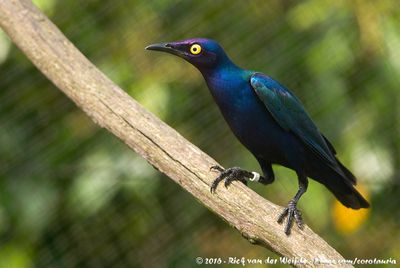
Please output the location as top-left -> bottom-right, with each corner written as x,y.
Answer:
224,174 -> 246,188
277,208 -> 289,224
210,166 -> 251,193
277,200 -> 303,235
210,165 -> 224,172
293,209 -> 303,229
210,179 -> 221,193
210,178 -> 222,193
224,178 -> 231,188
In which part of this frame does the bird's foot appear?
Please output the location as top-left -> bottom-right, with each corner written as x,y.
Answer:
277,200 -> 304,235
210,166 -> 254,193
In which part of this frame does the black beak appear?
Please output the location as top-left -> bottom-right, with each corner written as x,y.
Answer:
145,42 -> 184,57
145,43 -> 170,52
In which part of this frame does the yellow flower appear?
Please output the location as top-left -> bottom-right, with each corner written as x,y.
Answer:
332,184 -> 370,234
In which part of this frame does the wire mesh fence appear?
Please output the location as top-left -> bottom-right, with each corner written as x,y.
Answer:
1,0 -> 399,267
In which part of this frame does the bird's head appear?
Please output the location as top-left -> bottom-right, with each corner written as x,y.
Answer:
145,38 -> 231,70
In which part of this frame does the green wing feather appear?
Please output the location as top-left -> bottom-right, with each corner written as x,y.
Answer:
250,73 -> 338,168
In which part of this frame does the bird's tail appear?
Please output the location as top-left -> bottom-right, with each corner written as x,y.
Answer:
328,181 -> 370,209
326,157 -> 370,209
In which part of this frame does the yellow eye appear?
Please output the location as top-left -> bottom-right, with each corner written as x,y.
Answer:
190,44 -> 202,55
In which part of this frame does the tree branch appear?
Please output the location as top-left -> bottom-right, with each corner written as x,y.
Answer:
0,1 -> 352,267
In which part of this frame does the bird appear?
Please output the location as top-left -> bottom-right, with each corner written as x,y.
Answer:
146,38 -> 369,235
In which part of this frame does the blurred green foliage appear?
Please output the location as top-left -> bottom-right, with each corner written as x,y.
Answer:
1,0 -> 399,267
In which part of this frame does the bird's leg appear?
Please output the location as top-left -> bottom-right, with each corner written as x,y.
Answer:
210,166 -> 266,193
256,159 -> 275,185
277,173 -> 308,235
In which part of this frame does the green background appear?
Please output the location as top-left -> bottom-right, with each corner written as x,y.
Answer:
0,0 -> 399,267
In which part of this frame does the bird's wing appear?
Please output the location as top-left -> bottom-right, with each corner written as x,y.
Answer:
250,73 -> 337,168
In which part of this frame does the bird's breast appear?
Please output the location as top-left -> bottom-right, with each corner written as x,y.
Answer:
204,72 -> 288,162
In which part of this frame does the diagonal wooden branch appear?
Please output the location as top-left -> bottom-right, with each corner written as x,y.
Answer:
0,1 -> 352,267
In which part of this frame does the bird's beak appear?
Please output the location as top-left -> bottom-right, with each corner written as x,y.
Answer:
145,42 -> 184,57
145,43 -> 170,52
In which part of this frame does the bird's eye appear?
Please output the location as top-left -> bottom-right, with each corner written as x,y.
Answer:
190,44 -> 202,55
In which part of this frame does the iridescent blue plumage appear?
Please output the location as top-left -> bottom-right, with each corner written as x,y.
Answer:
146,38 -> 369,235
